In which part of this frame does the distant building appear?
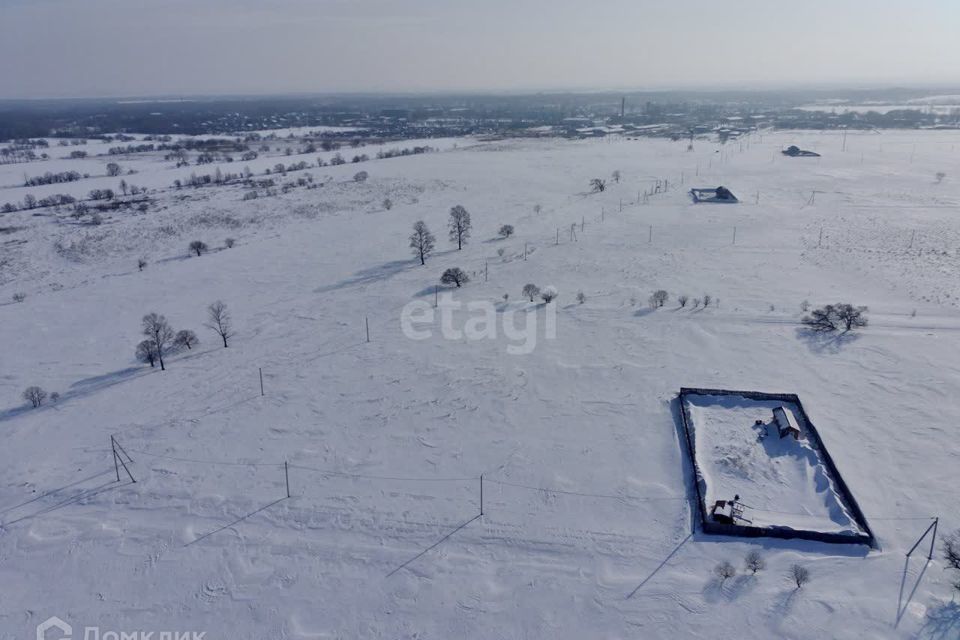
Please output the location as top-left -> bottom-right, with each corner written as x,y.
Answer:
782,145 -> 821,157
773,407 -> 801,440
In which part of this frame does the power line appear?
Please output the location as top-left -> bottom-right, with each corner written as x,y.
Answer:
487,478 -> 684,503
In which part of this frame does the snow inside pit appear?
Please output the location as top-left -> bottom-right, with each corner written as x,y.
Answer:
684,393 -> 865,536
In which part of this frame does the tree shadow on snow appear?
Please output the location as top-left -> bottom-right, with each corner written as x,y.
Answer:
919,601 -> 960,640
315,249 -> 461,295
794,327 -> 863,354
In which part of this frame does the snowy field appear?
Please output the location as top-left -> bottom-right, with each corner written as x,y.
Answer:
2,128 -> 960,638
683,392 -> 865,536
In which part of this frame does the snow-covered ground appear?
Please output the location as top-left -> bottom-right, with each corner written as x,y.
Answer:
684,393 -> 864,535
2,129 -> 960,638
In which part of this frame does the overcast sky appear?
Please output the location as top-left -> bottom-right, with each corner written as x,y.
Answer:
1,0 -> 958,99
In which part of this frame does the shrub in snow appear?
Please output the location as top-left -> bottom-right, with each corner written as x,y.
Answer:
649,290 -> 668,308
533,204 -> 542,215
174,329 -> 199,350
440,267 -> 469,288
692,298 -> 701,308
541,286 -> 558,303
242,190 -> 258,201
745,550 -> 765,575
590,178 -> 606,193
353,170 -> 368,182
935,171 -> 946,183
136,340 -> 158,367
499,224 -> 514,238
50,391 -> 60,403
382,198 -> 393,210
522,284 -> 540,302
612,169 -> 621,183
703,294 -> 712,308
225,238 -> 235,248
189,240 -> 208,257
23,386 -> 47,408
138,258 -> 147,271
790,564 -> 810,588
576,291 -> 586,304
12,292 -> 26,303
714,561 -> 736,583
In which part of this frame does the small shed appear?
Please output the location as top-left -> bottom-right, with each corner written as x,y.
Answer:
773,406 -> 801,440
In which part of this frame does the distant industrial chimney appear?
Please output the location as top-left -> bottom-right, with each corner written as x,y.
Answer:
620,97 -> 625,118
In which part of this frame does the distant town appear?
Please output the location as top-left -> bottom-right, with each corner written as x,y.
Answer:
2,87 -> 959,144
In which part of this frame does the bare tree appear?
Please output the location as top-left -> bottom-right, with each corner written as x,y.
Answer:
136,340 -> 158,367
533,204 -> 542,215
23,386 -> 47,408
449,205 -> 472,250
803,303 -> 867,332
944,530 -> 960,592
745,550 -> 765,575
715,561 -> 736,584
225,238 -> 235,248
409,220 -> 436,265
576,291 -> 586,304
935,171 -> 946,184
802,304 -> 839,332
174,329 -> 199,350
440,267 -> 469,288
382,198 -> 393,210
703,294 -> 712,308
137,258 -> 147,271
206,301 -> 233,347
189,240 -> 208,257
678,295 -> 689,308
789,564 -> 810,588
541,286 -> 558,303
835,303 -> 868,331
590,178 -> 606,193
522,283 -> 541,302
649,290 -> 669,308
12,292 -> 26,303
142,312 -> 174,370
612,170 -> 621,183
499,224 -> 515,238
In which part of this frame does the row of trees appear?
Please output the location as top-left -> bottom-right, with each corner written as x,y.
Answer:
713,551 -> 810,589
648,291 -> 717,310
19,303 -> 236,409
136,302 -> 233,371
409,206 -> 474,265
